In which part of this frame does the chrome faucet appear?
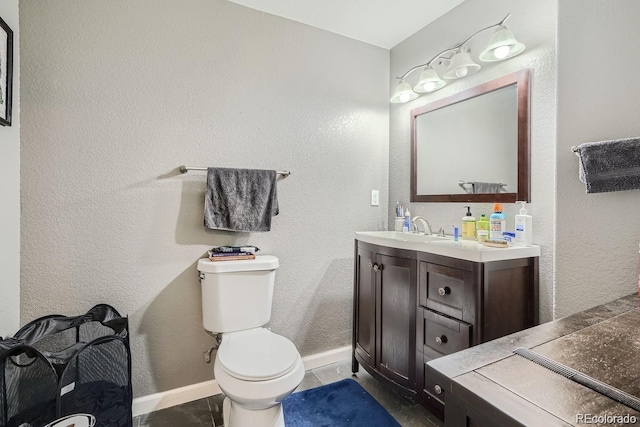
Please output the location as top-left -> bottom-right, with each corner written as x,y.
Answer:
411,216 -> 434,235
438,225 -> 456,237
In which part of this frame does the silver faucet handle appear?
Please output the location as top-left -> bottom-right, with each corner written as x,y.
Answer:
438,225 -> 456,237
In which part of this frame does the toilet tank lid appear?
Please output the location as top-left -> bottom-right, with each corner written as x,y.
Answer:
198,255 -> 279,273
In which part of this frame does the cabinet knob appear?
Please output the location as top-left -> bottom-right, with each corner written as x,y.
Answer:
438,287 -> 450,296
373,263 -> 380,272
368,261 -> 372,269
434,384 -> 443,395
435,335 -> 447,345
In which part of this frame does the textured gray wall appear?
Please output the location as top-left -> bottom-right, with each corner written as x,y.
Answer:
0,0 -> 20,338
555,1 -> 640,317
20,0 -> 389,397
389,0 -> 557,322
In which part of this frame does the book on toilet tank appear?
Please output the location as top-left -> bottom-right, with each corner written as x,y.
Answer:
208,251 -> 256,261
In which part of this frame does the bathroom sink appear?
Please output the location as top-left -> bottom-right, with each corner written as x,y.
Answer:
361,231 -> 453,243
355,230 -> 540,263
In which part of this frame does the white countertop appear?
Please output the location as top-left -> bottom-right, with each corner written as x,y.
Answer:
355,231 -> 540,263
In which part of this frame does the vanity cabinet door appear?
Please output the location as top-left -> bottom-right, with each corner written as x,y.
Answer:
354,246 -> 376,367
376,254 -> 417,389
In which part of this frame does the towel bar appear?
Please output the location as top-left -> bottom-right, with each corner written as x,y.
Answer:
179,166 -> 291,177
458,180 -> 507,187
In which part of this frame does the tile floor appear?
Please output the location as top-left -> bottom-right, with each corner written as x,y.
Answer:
134,360 -> 443,427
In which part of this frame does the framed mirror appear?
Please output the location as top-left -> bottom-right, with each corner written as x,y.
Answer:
410,69 -> 530,203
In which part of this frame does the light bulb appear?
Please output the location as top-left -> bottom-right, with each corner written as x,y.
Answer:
423,81 -> 436,92
399,93 -> 410,103
494,45 -> 511,59
455,67 -> 468,78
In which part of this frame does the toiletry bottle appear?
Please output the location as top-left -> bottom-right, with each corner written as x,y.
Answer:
403,209 -> 411,233
476,214 -> 490,242
489,203 -> 506,240
514,201 -> 533,246
462,206 -> 476,240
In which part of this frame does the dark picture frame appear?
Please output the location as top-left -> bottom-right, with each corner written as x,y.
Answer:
0,15 -> 13,127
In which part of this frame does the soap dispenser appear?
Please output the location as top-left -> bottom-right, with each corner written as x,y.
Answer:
514,201 -> 532,246
462,206 -> 476,240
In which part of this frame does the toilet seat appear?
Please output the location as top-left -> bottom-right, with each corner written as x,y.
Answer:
218,329 -> 299,381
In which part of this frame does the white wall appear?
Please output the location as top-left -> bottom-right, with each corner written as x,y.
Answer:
20,0 -> 389,397
389,0 -> 557,321
555,0 -> 640,317
0,0 -> 20,338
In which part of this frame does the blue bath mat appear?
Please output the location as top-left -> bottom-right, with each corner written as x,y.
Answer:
282,378 -> 400,427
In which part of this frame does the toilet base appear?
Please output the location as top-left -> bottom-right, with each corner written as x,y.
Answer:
223,396 -> 285,427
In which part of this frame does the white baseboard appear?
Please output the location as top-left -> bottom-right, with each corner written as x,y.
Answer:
132,345 -> 351,417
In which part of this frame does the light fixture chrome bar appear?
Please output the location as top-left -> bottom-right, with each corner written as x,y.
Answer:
179,165 -> 291,177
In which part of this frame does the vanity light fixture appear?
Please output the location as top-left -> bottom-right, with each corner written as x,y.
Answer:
442,46 -> 481,79
390,13 -> 525,104
413,66 -> 446,93
390,79 -> 419,103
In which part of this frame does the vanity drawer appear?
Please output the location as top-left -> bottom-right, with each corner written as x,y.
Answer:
420,262 -> 469,318
422,309 -> 471,356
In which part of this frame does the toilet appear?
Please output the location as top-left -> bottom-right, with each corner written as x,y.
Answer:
197,255 -> 305,427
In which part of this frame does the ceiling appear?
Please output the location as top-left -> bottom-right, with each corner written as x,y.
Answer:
227,0 -> 466,49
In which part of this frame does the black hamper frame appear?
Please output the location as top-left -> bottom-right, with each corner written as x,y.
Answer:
0,304 -> 132,427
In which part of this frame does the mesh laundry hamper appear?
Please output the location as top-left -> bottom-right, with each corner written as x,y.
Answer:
0,305 -> 132,427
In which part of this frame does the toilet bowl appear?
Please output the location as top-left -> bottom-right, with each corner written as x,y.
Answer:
214,328 -> 305,427
197,256 -> 304,427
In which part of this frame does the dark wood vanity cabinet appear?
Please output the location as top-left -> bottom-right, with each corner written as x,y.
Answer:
353,242 -> 418,392
353,240 -> 539,418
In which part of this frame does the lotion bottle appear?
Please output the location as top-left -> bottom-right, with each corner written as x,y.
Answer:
489,203 -> 506,240
476,214 -> 490,242
514,201 -> 533,246
403,209 -> 411,233
462,206 -> 476,240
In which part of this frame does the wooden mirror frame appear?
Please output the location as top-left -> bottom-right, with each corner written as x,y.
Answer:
410,69 -> 530,203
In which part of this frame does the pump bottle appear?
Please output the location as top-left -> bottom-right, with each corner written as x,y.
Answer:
462,206 -> 476,240
514,201 -> 532,246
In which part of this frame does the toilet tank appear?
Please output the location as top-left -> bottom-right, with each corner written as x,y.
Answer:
197,255 -> 279,333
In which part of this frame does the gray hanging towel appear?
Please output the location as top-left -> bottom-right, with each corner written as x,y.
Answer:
204,168 -> 279,232
472,182 -> 504,193
577,137 -> 640,193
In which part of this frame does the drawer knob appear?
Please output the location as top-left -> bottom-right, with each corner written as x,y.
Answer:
438,286 -> 451,296
435,335 -> 447,345
434,384 -> 443,395
373,263 -> 379,272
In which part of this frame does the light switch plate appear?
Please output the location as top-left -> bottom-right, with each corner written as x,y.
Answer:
371,190 -> 379,206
